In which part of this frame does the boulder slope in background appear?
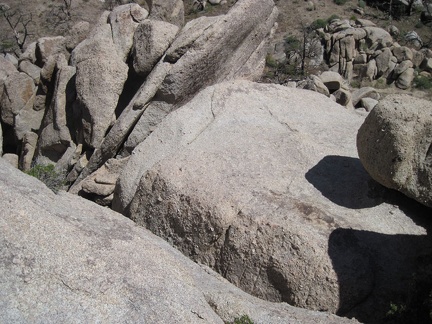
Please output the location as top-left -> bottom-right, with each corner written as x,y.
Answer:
114,80 -> 430,322
0,159 -> 355,324
357,94 -> 432,208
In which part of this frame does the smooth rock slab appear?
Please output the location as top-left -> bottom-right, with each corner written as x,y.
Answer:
0,158 -> 354,324
115,80 -> 429,322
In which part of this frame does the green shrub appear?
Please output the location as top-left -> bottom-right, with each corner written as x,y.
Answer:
26,164 -> 66,193
310,18 -> 327,30
230,315 -> 254,324
327,14 -> 340,22
265,54 -> 278,68
358,0 -> 366,8
334,0 -> 347,5
413,75 -> 432,90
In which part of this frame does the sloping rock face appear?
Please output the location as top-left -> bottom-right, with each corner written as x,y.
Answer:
114,80 -> 430,322
357,94 -> 432,208
0,159 -> 355,324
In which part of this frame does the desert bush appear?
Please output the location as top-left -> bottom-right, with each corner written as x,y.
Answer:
265,54 -> 278,68
310,18 -> 327,30
26,164 -> 66,193
327,14 -> 341,22
413,75 -> 432,89
229,315 -> 254,324
334,0 -> 347,5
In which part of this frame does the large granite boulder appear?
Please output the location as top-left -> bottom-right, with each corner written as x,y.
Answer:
71,19 -> 129,149
35,60 -> 77,169
113,80 -> 430,322
357,94 -> 432,208
0,158 -> 354,324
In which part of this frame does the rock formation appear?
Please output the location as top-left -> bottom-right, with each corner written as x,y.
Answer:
321,18 -> 432,89
113,80 -> 430,322
0,158 -> 356,324
357,94 -> 432,208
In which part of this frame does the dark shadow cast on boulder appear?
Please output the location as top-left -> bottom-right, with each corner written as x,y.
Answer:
305,155 -> 387,209
328,225 -> 432,324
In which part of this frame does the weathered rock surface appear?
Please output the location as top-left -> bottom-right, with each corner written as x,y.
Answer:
357,94 -> 432,208
0,72 -> 35,127
352,87 -> 380,107
146,0 -> 184,28
36,36 -> 67,65
1,153 -> 18,168
72,22 -> 129,149
19,131 -> 38,171
0,158 -> 355,324
0,56 -> 17,103
80,157 -> 129,206
133,19 -> 179,76
160,0 -> 278,104
65,21 -> 91,51
114,80 -> 429,322
359,97 -> 378,112
18,60 -> 41,84
35,63 -> 77,168
395,67 -> 414,89
109,4 -> 149,62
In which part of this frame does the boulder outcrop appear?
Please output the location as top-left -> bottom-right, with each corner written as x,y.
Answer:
113,80 -> 429,322
72,21 -> 129,149
0,158 -> 355,324
357,94 -> 432,208
69,0 -> 278,192
322,18 -> 432,89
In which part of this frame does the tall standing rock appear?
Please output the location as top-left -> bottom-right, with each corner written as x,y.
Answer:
71,21 -> 129,149
35,61 -> 77,169
108,4 -> 149,62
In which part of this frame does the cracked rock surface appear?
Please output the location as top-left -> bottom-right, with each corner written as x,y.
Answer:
114,80 -> 431,322
0,158 -> 355,324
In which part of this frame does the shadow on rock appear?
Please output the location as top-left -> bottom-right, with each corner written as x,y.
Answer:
306,155 -> 388,209
329,221 -> 432,323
